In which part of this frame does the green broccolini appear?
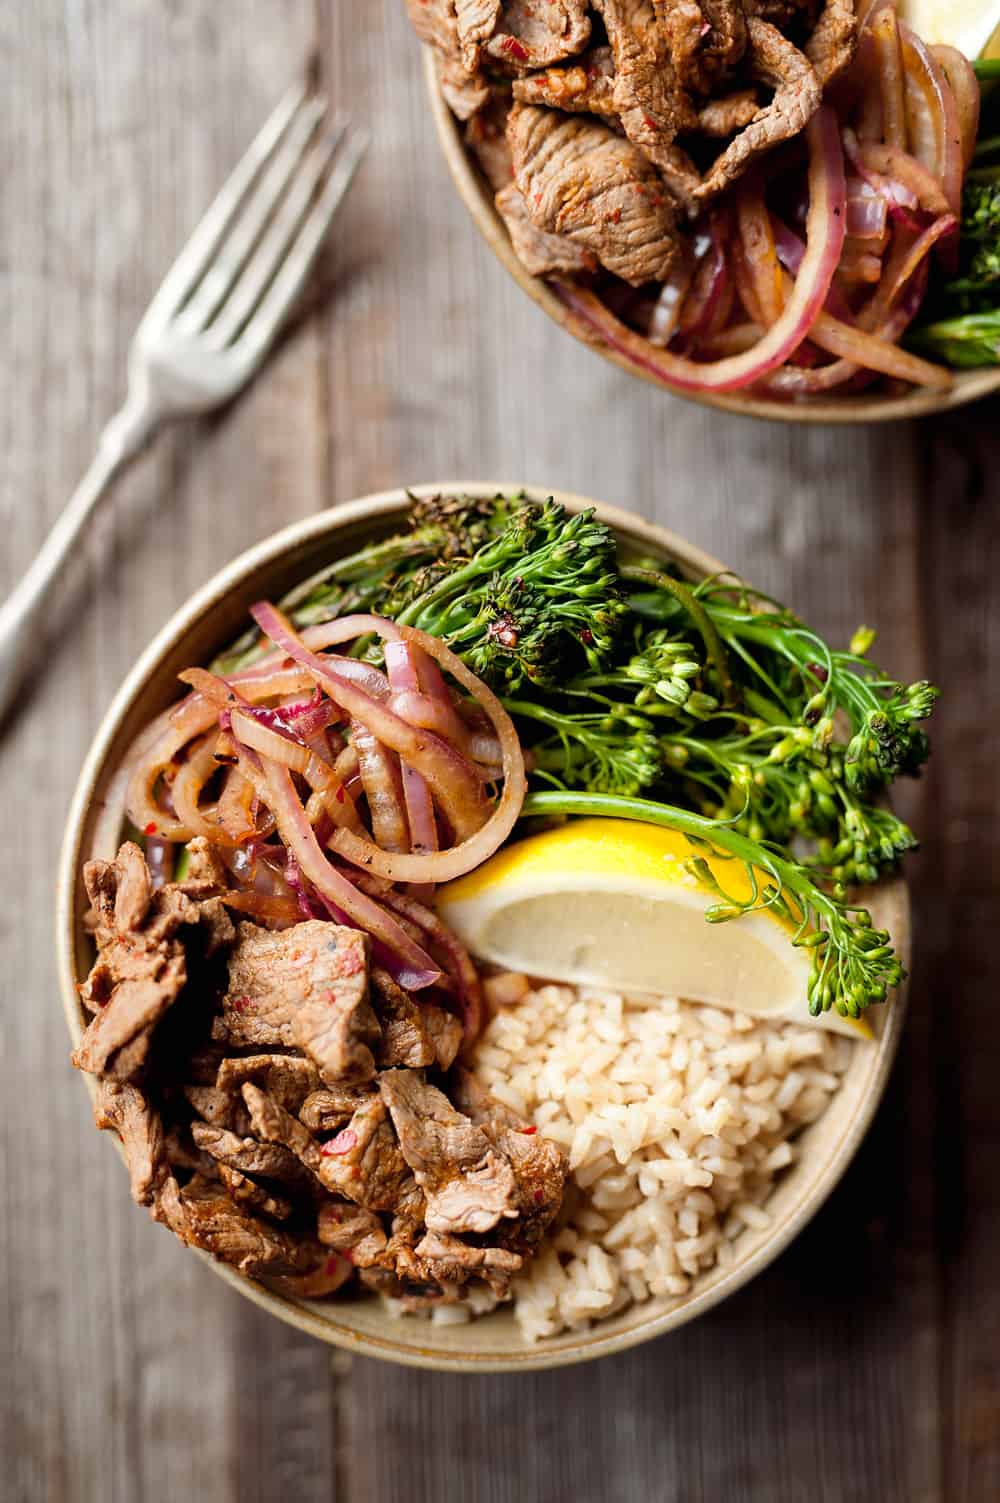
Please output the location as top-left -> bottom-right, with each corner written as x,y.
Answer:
213,493 -> 935,1014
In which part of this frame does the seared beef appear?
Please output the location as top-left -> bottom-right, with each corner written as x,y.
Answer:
317,1200 -> 389,1265
438,53 -> 492,119
406,0 -> 458,55
243,1082 -> 408,1212
697,87 -> 760,136
507,104 -> 681,285
512,46 -> 616,113
93,1079 -> 168,1206
299,1084 -> 374,1133
74,843 -> 233,1082
422,1005 -> 464,1071
694,17 -> 821,199
217,1164 -> 293,1222
593,0 -> 703,203
184,1084 -> 251,1135
805,0 -> 856,85
371,968 -> 437,1069
190,1121 -> 308,1185
155,1175 -> 318,1276
659,0 -> 748,95
216,1053 -> 321,1114
482,0 -> 592,71
495,182 -> 599,276
378,1068 -> 519,1234
216,921 -> 378,1085
413,1229 -> 523,1296
466,93 -> 516,189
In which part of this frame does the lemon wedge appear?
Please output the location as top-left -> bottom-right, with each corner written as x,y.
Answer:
897,0 -> 1000,58
438,819 -> 871,1037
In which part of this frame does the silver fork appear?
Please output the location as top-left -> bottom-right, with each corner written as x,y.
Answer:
0,85 -> 367,722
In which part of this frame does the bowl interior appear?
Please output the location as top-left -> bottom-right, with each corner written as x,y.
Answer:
424,52 -> 1000,426
57,483 -> 909,1371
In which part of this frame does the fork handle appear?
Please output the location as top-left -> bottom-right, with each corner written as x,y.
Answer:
0,389 -> 158,724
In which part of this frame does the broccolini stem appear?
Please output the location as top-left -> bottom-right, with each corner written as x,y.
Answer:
520,790 -> 903,1017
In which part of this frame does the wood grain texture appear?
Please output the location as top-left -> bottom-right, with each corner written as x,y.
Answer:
1,1 -> 997,1499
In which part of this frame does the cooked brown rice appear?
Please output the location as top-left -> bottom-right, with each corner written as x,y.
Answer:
465,979 -> 852,1342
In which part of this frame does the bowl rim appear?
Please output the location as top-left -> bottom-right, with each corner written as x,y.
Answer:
57,482 -> 909,1371
423,48 -> 1000,426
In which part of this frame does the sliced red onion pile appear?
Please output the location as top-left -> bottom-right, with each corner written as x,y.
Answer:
548,4 -> 976,401
124,606 -> 527,1042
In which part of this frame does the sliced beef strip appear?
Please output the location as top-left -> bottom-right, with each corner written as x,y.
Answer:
508,103 -> 681,285
190,1121 -> 308,1185
267,1252 -> 354,1298
184,1084 -> 251,1135
482,0 -> 592,73
180,836 -> 230,891
75,843 -> 234,1082
696,88 -> 760,137
452,1068 -> 567,1253
378,1068 -> 519,1235
406,0 -> 460,57
658,0 -> 748,96
298,1084 -> 374,1134
242,1083 -> 408,1213
93,1079 -> 168,1206
164,1124 -> 218,1176
693,17 -> 821,200
371,968 -> 436,1069
215,921 -> 378,1086
456,0 -> 503,71
804,0 -> 856,86
317,1200 -> 388,1265
216,1053 -> 321,1115
496,181 -> 600,278
466,92 -> 515,191
512,46 -> 615,113
422,1005 -> 463,1072
413,1229 -> 523,1296
216,1164 -> 293,1222
593,0 -> 703,204
438,53 -> 491,120
154,1175 -> 318,1276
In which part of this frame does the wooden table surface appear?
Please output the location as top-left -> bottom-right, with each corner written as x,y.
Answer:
2,4 -> 997,1500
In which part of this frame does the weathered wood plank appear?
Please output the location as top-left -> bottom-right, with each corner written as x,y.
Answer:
0,5 -> 337,1502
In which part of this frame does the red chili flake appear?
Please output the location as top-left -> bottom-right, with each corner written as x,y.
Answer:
231,995 -> 252,1013
533,1189 -> 545,1203
322,1128 -> 358,1157
607,207 -> 622,225
335,785 -> 346,803
144,822 -> 158,836
643,114 -> 657,131
282,656 -> 296,669
501,36 -> 529,61
520,1126 -> 538,1136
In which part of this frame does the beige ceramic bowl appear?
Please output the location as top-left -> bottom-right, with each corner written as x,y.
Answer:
58,483 -> 909,1370
425,51 -> 1000,425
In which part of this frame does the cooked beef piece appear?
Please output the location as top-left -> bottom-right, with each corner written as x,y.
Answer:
317,1200 -> 388,1265
438,53 -> 492,119
184,1043 -> 226,1085
155,1175 -> 317,1276
93,1079 -> 168,1206
180,836 -> 230,891
659,0 -> 748,95
216,1164 -> 294,1222
466,92 -> 515,189
378,1068 -> 519,1235
507,104 -> 681,285
184,1084 -> 251,1135
268,1252 -> 355,1298
164,1124 -> 218,1176
495,181 -> 599,277
243,1083 -> 408,1212
215,921 -> 378,1085
298,1084 -> 374,1134
805,0 -> 856,85
456,0 -> 504,70
190,1122 -> 308,1185
216,1053 -> 321,1115
744,0 -> 816,22
371,969 -> 437,1069
696,87 -> 760,136
452,1068 -> 567,1252
512,46 -> 616,113
406,0 -> 459,56
694,18 -> 821,200
422,1005 -> 463,1071
482,0 -> 592,72
413,1229 -> 523,1296
592,0 -> 703,203
74,843 -> 232,1082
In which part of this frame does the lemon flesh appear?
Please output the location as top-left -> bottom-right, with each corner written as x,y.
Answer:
897,0 -> 1000,58
437,819 -> 870,1038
